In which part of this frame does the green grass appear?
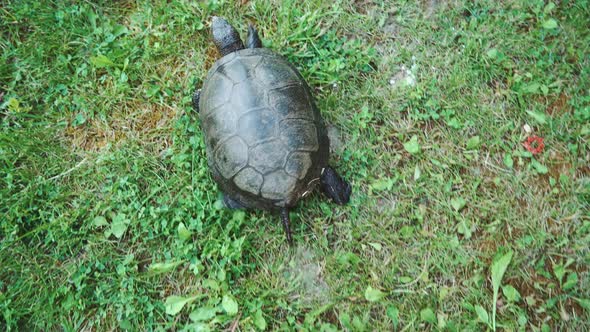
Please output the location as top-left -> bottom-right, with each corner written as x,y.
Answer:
1,0 -> 589,330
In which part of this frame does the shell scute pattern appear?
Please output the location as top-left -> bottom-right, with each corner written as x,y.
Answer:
236,55 -> 263,74
249,139 -> 289,174
201,49 -> 328,208
233,167 -> 264,195
253,57 -> 300,88
206,52 -> 237,80
230,80 -> 267,114
237,107 -> 278,145
261,170 -> 298,201
279,119 -> 319,152
285,152 -> 312,180
201,72 -> 234,115
202,103 -> 238,151
214,136 -> 249,178
268,84 -> 314,120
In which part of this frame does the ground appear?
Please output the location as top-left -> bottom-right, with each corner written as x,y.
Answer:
1,0 -> 589,330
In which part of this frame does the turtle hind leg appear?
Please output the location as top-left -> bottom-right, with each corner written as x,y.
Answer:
320,166 -> 352,205
223,194 -> 246,209
192,89 -> 201,113
280,208 -> 293,245
247,23 -> 263,48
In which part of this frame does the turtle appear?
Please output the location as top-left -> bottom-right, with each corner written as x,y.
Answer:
193,17 -> 351,243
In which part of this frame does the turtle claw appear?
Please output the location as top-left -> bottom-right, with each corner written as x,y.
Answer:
247,23 -> 262,48
192,89 -> 201,113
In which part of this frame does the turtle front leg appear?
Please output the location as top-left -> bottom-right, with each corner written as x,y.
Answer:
246,23 -> 262,48
319,166 -> 352,205
223,193 -> 246,209
192,89 -> 201,113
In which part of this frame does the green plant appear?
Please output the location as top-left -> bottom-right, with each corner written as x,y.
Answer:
1,0 -> 589,330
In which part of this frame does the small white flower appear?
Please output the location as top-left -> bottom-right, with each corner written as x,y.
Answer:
523,124 -> 532,133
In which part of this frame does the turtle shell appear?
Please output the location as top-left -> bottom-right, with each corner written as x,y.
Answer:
199,48 -> 329,210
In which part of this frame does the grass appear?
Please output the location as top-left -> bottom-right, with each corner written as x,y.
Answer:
1,0 -> 589,330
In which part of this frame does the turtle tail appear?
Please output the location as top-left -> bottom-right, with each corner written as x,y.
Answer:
280,208 -> 293,245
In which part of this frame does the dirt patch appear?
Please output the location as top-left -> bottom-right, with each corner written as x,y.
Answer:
546,148 -> 574,180
422,0 -> 444,18
374,195 -> 398,215
506,258 -> 588,327
285,245 -> 331,305
389,64 -> 417,88
327,125 -> 344,154
63,102 -> 177,154
546,93 -> 571,116
352,0 -> 374,14
204,44 -> 220,72
577,164 -> 590,177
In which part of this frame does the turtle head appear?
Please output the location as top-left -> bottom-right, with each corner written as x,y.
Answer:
211,16 -> 244,56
